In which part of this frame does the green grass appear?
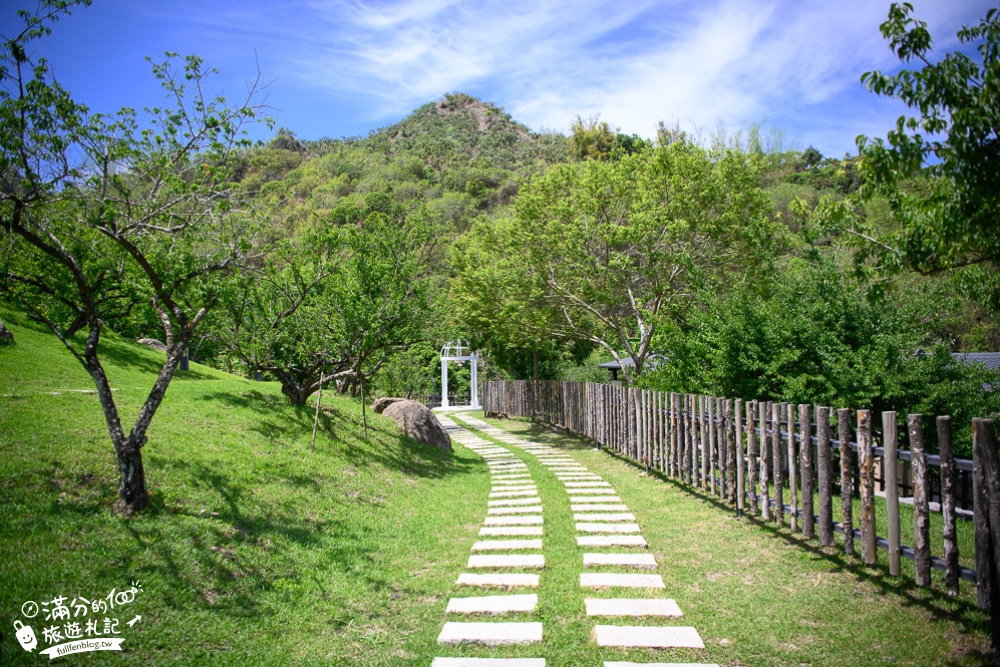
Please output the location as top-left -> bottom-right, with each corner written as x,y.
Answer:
1,305 -> 996,666
458,413 -> 997,667
0,309 -> 488,666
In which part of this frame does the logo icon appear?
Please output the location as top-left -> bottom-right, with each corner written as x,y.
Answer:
14,620 -> 37,652
21,600 -> 39,618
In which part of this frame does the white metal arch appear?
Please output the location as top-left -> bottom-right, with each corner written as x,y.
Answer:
440,340 -> 480,410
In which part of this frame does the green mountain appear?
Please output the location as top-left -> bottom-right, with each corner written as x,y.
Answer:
239,93 -> 569,236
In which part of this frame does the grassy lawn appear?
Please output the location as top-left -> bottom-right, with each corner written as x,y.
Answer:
465,413 -> 996,667
0,309 -> 487,666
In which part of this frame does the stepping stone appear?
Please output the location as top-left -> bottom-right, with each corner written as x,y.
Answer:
574,513 -> 636,522
489,490 -> 538,498
571,504 -> 627,511
472,539 -> 543,551
493,474 -> 531,479
492,485 -> 537,492
604,664 -> 718,667
577,535 -> 648,547
567,488 -> 618,495
480,526 -> 543,536
580,573 -> 665,588
468,554 -> 545,568
585,598 -> 682,617
432,659 -> 547,667
576,523 -> 641,533
570,496 -> 623,504
456,573 -> 539,587
490,498 -> 541,506
488,506 -> 543,515
564,481 -> 612,488
593,625 -> 704,648
446,594 -> 539,614
583,553 -> 657,568
485,516 -> 543,526
437,621 -> 543,645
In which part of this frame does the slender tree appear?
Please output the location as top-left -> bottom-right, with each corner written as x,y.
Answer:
0,2 -> 270,512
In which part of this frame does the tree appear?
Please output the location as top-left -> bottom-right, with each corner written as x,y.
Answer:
569,115 -> 616,161
449,216 -> 583,381
214,196 -> 432,405
841,3 -> 1000,287
477,143 -> 775,384
0,2 -> 270,513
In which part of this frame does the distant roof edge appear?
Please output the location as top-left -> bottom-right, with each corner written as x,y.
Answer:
953,352 -> 1000,372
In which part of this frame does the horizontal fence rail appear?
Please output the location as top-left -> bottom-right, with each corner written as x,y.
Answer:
483,380 -> 1000,617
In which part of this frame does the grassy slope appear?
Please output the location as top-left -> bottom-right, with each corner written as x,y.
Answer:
0,309 -> 487,666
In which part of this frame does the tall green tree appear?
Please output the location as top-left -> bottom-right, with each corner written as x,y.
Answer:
460,143 -> 776,384
836,3 -> 1000,295
0,2 -> 270,512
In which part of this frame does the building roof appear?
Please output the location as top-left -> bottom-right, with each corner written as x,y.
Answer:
953,352 -> 1000,372
598,355 -> 666,371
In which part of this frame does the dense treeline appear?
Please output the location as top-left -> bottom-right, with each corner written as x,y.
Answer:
2,1 -> 998,508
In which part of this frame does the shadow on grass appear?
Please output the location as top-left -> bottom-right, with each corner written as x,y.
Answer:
597,446 -> 999,667
107,459 -> 396,619
200,389 -> 480,481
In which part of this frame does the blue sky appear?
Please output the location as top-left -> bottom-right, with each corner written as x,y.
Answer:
2,0 -> 994,157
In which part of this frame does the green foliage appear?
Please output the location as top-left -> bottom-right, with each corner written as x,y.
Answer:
644,255 -> 999,456
569,115 -> 616,161
498,143 -> 777,382
847,3 -> 1000,287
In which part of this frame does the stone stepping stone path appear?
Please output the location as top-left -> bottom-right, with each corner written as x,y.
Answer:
452,414 -> 713,666
434,413 -> 714,666
433,415 -> 546,663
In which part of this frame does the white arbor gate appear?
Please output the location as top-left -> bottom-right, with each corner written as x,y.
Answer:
439,340 -> 480,410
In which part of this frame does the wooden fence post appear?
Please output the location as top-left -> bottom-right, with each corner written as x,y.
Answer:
858,409 -> 877,565
839,408 -> 854,555
939,415 -> 959,596
736,398 -> 745,513
973,419 -> 1000,639
760,400 -> 771,521
685,394 -> 693,484
773,402 -> 784,524
708,398 -> 717,495
817,406 -> 834,546
718,398 -> 727,500
800,404 -> 814,538
884,411 -> 901,576
700,396 -> 709,489
747,399 -> 758,515
910,414 -> 931,586
787,403 -> 799,531
726,400 -> 737,505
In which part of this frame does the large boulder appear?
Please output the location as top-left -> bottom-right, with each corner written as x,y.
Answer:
136,338 -> 168,352
381,400 -> 452,451
371,396 -> 405,414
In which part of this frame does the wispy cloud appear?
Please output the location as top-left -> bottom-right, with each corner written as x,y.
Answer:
143,0 -> 997,154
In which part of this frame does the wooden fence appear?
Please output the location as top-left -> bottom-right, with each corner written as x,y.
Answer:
483,379 -> 1000,630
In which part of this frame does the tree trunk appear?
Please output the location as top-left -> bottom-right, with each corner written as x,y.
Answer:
275,370 -> 313,406
82,322 -> 150,513
114,436 -> 148,514
0,319 -> 13,346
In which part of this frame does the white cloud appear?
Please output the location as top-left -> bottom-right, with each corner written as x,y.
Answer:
149,0 -> 999,153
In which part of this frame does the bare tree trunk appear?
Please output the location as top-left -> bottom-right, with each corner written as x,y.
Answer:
0,319 -> 13,346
